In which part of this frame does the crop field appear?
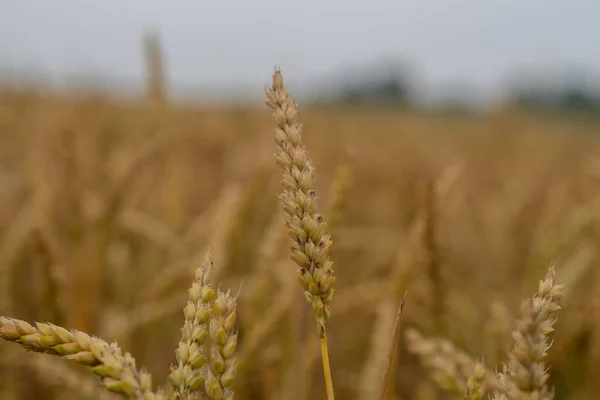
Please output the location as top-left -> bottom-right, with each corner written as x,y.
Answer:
0,66 -> 599,400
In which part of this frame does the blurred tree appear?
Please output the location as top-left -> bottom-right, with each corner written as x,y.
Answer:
559,87 -> 597,112
336,60 -> 415,107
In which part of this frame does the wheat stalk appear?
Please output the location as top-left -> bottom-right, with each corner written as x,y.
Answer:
376,295 -> 407,400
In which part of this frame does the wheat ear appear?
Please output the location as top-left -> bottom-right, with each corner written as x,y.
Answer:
493,264 -> 565,400
168,252 -> 215,399
0,317 -> 165,399
25,356 -> 120,400
265,67 -> 336,400
168,251 -> 239,400
405,327 -> 497,396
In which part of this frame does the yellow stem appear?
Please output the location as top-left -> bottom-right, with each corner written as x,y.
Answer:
319,324 -> 335,400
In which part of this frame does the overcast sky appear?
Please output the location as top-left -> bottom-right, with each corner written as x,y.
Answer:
1,0 -> 599,102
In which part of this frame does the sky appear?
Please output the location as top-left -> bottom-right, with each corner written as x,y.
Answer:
1,0 -> 599,104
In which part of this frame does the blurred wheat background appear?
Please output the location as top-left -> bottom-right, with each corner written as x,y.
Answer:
2,2 -> 600,399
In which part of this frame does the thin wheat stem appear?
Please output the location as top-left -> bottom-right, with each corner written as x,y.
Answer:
319,325 -> 335,400
377,294 -> 406,400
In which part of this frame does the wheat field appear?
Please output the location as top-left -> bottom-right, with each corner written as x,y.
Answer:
0,56 -> 599,400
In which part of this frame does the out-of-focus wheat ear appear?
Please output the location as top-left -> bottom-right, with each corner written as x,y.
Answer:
326,148 -> 356,230
168,251 -> 215,399
205,289 -> 238,400
266,67 -> 336,400
0,205 -> 38,400
360,206 -> 424,399
464,361 -> 485,400
141,182 -> 244,302
405,327 -> 497,397
0,318 -> 163,399
143,29 -> 167,108
358,207 -> 423,400
25,355 -> 120,400
0,204 -> 36,315
492,263 -> 565,400
405,327 -> 465,397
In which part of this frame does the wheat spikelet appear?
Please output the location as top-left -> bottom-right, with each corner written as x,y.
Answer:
205,289 -> 238,400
